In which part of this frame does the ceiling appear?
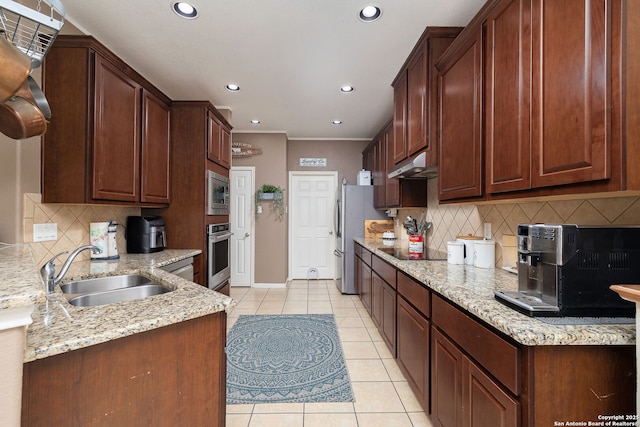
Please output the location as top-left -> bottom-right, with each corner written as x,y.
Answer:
56,0 -> 485,140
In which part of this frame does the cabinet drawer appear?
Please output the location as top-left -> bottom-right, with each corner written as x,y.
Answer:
355,244 -> 372,266
372,255 -> 396,289
432,295 -> 520,395
397,271 -> 430,318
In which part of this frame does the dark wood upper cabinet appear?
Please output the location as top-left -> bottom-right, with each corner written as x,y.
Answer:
485,0 -> 531,194
141,90 -> 171,204
42,35 -> 171,205
393,28 -> 462,167
530,0 -> 611,188
437,27 -> 484,201
207,111 -> 232,169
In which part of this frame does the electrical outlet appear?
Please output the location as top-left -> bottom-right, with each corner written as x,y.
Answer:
33,223 -> 57,242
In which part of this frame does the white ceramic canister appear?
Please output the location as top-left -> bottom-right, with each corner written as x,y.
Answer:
89,222 -> 110,259
447,241 -> 465,265
456,236 -> 482,266
474,240 -> 496,268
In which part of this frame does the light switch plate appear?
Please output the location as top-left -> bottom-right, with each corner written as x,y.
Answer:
33,223 -> 57,242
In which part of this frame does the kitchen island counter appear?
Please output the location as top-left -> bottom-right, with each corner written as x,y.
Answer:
0,246 -> 235,362
356,238 -> 635,346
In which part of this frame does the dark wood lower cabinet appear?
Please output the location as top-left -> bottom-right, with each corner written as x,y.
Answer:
381,281 -> 397,357
359,256 -> 372,315
397,296 -> 430,412
464,357 -> 519,427
21,313 -> 227,427
431,327 -> 464,427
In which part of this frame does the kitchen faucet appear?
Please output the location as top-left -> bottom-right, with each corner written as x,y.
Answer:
40,245 -> 102,293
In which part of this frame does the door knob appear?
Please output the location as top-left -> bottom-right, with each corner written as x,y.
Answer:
243,232 -> 250,239
329,231 -> 333,235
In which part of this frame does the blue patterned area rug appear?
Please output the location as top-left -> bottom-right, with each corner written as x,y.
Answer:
226,314 -> 355,404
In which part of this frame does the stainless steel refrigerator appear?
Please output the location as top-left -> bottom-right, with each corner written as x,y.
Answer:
334,181 -> 386,294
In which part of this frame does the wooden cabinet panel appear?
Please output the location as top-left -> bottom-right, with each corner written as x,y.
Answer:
141,90 -> 171,204
381,280 -> 397,356
220,125 -> 231,169
371,271 -> 384,329
372,255 -> 396,289
437,28 -> 484,201
531,0 -> 611,188
92,55 -> 141,202
207,111 -> 221,164
22,313 -> 227,427
431,327 -> 464,427
485,0 -> 532,193
42,35 -> 170,206
392,73 -> 409,164
359,256 -> 372,315
407,42 -> 428,157
397,271 -> 430,317
384,123 -> 400,207
463,359 -> 519,427
373,134 -> 386,209
432,295 -> 520,395
397,296 -> 430,411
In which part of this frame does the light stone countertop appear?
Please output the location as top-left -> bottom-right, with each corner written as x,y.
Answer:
0,246 -> 235,362
356,238 -> 636,347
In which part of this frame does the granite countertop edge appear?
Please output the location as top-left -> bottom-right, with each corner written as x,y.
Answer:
355,237 -> 636,347
0,247 -> 235,363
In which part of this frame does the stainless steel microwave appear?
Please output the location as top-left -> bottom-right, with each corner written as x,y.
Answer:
207,171 -> 230,215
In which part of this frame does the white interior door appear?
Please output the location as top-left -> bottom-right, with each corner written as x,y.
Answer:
288,172 -> 337,279
230,167 -> 254,287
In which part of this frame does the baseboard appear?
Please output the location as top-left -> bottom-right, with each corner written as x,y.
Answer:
252,282 -> 287,289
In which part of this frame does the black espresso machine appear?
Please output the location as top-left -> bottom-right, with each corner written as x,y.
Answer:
495,224 -> 640,317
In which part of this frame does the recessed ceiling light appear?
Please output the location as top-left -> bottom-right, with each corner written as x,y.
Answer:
332,120 -> 343,125
250,120 -> 261,125
172,2 -> 198,19
340,86 -> 355,93
359,5 -> 381,22
226,84 -> 240,92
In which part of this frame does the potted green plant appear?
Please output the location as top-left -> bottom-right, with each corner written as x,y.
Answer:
255,184 -> 285,220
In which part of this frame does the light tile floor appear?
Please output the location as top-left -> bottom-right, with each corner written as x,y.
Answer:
226,280 -> 435,427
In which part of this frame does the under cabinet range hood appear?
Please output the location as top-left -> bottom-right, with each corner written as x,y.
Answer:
387,152 -> 437,179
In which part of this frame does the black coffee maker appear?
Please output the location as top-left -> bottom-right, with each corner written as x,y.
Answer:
125,216 -> 166,253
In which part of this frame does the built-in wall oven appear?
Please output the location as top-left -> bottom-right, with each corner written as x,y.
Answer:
207,223 -> 231,290
207,171 -> 230,215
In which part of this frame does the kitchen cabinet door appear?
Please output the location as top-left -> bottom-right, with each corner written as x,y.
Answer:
431,327 -> 464,427
371,271 -> 384,329
359,255 -> 372,315
384,121 -> 400,207
207,111 -> 232,169
485,0 -> 532,194
381,280 -> 397,356
92,55 -> 141,202
392,73 -> 408,164
373,133 -> 386,209
406,39 -> 428,157
530,0 -> 612,188
141,90 -> 171,204
437,27 -> 484,201
463,357 -> 520,427
397,295 -> 430,411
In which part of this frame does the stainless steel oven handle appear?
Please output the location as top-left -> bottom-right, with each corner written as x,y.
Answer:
210,232 -> 233,242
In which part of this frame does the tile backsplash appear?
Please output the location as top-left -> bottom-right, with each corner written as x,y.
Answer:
23,193 -> 140,265
398,179 -> 640,267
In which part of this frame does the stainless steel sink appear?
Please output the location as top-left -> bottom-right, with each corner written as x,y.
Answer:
60,274 -> 153,294
67,284 -> 172,307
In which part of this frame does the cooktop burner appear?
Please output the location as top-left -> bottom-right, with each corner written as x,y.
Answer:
377,246 -> 445,261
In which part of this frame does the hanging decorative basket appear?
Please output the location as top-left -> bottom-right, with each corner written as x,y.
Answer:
0,0 -> 65,67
